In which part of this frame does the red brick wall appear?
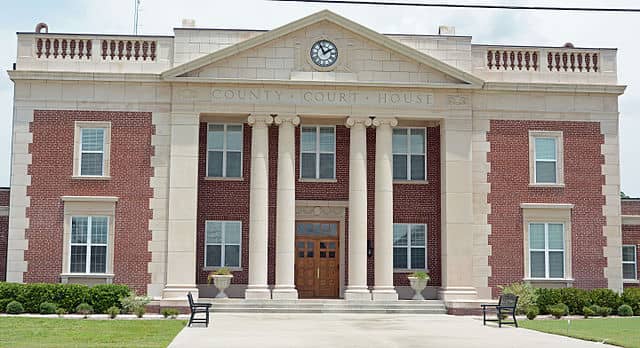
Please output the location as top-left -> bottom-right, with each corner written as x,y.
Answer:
196,123 -> 252,285
26,110 -> 153,294
0,188 -> 8,282
487,120 -> 606,296
622,199 -> 640,216
196,123 -> 442,291
623,224 -> 640,288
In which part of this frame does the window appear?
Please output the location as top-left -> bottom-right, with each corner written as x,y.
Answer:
70,216 -> 108,273
529,131 -> 563,185
393,223 -> 426,269
205,221 -> 241,268
392,128 -> 426,181
300,126 -> 335,179
80,128 -> 105,176
207,124 -> 243,178
529,223 -> 565,278
623,245 -> 637,280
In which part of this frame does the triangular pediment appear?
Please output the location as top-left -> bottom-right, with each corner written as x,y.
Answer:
162,10 -> 483,88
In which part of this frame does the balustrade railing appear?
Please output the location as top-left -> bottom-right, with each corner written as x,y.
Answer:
34,36 -> 157,62
485,48 -> 600,73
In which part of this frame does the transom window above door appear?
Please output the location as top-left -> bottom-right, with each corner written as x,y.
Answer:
207,124 -> 243,178
392,128 -> 426,181
300,126 -> 335,179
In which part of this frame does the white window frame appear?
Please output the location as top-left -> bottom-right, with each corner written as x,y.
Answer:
529,131 -> 564,186
69,216 -> 109,274
528,222 -> 565,279
299,125 -> 336,180
393,223 -> 427,271
204,221 -> 242,268
73,121 -> 111,179
623,245 -> 638,280
206,123 -> 244,178
392,127 -> 427,181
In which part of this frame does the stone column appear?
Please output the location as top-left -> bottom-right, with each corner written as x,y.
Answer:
344,116 -> 372,301
245,114 -> 273,300
272,115 -> 300,300
372,117 -> 399,301
439,118 -> 478,302
162,112 -> 200,302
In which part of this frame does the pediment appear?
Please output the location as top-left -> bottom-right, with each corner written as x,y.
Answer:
162,10 -> 483,88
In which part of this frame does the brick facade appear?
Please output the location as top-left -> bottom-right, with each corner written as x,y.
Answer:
487,120 -> 607,296
0,188 -> 8,282
25,110 -> 153,294
622,199 -> 640,216
622,199 -> 640,288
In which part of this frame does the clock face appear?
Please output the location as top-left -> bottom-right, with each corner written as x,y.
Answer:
310,40 -> 338,68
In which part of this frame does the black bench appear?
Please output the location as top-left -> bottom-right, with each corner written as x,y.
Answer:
481,293 -> 519,328
187,292 -> 212,327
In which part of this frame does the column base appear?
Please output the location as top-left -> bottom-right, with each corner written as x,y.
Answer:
245,285 -> 272,300
371,287 -> 398,301
437,286 -> 478,302
344,286 -> 371,301
161,285 -> 199,306
272,286 -> 298,300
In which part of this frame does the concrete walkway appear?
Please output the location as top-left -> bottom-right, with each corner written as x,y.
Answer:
169,313 -> 613,348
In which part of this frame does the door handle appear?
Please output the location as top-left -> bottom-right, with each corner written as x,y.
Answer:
317,267 -> 320,279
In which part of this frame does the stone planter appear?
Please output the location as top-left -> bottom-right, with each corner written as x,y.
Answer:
408,277 -> 428,300
210,274 -> 234,298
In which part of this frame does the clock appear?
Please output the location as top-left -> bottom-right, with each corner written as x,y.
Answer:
310,39 -> 338,68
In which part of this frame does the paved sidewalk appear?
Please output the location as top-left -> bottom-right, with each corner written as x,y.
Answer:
169,313 -> 612,348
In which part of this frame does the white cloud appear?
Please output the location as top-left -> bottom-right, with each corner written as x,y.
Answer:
1,0 -> 638,195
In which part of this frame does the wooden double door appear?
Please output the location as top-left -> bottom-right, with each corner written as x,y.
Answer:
295,221 -> 340,298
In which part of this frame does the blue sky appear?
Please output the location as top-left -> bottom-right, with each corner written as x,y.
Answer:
1,0 -> 639,196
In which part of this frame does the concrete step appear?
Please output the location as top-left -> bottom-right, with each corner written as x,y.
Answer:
200,299 -> 447,314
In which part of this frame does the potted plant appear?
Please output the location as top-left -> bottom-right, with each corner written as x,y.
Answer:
208,267 -> 234,298
408,271 -> 430,300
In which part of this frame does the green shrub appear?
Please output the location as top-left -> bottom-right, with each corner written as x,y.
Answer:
6,301 -> 24,314
548,303 -> 567,319
39,302 -> 58,314
120,294 -> 151,314
583,306 -> 595,318
618,304 -> 633,317
161,308 -> 180,319
55,308 -> 67,316
534,288 -> 590,315
588,289 -> 622,314
499,282 -> 537,315
0,283 -> 22,302
76,303 -> 94,317
622,288 -> 640,316
106,306 -> 120,319
598,306 -> 612,317
0,298 -> 14,313
51,284 -> 90,313
134,305 -> 146,318
534,288 -> 562,314
89,284 -> 131,314
526,306 -> 539,320
15,283 -> 56,313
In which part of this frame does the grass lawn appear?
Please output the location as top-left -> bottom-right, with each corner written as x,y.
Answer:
521,317 -> 640,348
0,317 -> 186,348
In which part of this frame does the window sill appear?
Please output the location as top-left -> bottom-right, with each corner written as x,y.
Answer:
623,279 -> 640,284
203,267 -> 243,272
394,269 -> 430,273
393,180 -> 429,185
72,175 -> 111,181
60,273 -> 114,284
298,178 -> 337,183
204,177 -> 244,181
529,183 -> 565,188
523,277 -> 574,284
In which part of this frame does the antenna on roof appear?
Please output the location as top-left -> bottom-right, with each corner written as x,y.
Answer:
133,0 -> 141,35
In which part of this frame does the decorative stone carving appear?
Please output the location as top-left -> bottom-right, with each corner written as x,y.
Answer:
247,115 -> 274,127
274,115 -> 301,126
345,116 -> 372,128
447,95 -> 467,105
371,117 -> 398,128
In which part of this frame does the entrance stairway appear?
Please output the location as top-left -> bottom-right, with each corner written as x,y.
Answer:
199,299 -> 447,314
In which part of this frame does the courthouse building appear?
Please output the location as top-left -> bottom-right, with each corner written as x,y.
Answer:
2,10 -> 639,311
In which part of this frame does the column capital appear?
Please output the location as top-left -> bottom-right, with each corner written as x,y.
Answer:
248,115 -> 274,127
274,115 -> 300,127
372,117 -> 398,128
345,116 -> 372,128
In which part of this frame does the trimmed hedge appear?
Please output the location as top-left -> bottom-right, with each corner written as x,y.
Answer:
622,288 -> 640,316
0,282 -> 131,314
534,288 -> 626,315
